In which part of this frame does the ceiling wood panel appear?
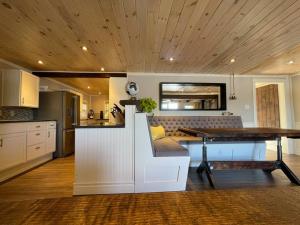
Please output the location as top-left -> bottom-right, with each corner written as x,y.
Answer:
1,0 -> 300,75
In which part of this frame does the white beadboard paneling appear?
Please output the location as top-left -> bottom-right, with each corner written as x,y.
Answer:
74,105 -> 135,195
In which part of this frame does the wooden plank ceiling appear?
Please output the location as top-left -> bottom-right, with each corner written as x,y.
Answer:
1,0 -> 300,75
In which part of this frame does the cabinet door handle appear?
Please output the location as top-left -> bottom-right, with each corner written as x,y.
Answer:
35,133 -> 40,136
36,125 -> 41,128
22,97 -> 25,105
48,131 -> 50,138
0,138 -> 3,148
35,146 -> 40,150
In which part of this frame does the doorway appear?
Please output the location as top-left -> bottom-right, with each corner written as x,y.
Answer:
253,79 -> 290,153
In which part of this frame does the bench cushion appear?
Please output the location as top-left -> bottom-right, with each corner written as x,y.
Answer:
153,137 -> 189,157
170,136 -> 202,144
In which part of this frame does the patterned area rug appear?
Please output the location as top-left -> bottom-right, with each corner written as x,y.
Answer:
1,187 -> 300,225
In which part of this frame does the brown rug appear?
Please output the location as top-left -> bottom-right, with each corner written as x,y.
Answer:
1,187 -> 300,225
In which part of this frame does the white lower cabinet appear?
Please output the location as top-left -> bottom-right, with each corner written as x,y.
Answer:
0,121 -> 56,181
46,128 -> 56,154
0,132 -> 26,171
26,121 -> 56,160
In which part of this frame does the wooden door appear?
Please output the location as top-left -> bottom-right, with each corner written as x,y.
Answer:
256,84 -> 280,128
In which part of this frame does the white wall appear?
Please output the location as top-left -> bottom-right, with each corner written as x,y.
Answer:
128,73 -> 299,154
129,73 -> 292,125
292,75 -> 300,155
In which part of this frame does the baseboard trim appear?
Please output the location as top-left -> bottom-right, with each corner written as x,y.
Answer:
73,182 -> 134,195
0,154 -> 53,183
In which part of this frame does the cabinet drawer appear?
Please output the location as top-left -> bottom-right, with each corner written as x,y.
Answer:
27,143 -> 45,161
27,130 -> 46,146
27,122 -> 46,131
47,121 -> 56,129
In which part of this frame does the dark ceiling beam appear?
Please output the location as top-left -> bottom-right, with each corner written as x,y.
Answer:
32,71 -> 127,78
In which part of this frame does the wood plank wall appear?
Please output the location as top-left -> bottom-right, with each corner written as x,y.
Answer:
256,84 -> 280,128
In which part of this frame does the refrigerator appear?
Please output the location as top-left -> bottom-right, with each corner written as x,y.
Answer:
34,91 -> 80,157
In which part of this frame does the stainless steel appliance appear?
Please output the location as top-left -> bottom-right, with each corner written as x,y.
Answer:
34,91 -> 80,157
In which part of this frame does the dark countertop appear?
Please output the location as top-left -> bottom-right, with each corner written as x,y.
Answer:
0,119 -> 56,123
75,122 -> 125,128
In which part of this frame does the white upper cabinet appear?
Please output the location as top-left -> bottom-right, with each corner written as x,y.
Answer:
0,70 -> 39,108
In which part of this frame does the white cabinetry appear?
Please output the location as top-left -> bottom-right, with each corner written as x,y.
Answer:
26,122 -> 47,161
0,132 -> 26,171
0,70 -> 39,108
0,121 -> 56,182
46,122 -> 56,154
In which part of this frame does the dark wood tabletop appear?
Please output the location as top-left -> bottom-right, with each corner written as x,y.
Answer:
178,127 -> 300,139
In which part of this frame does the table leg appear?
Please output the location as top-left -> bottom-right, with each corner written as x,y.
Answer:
197,137 -> 215,188
280,161 -> 300,185
275,137 -> 300,185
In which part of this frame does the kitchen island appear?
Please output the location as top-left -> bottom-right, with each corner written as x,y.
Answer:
74,105 -> 135,195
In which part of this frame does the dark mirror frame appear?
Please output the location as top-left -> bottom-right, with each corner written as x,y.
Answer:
159,82 -> 227,111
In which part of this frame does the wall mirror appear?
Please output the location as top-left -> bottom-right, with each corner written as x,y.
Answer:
159,83 -> 226,111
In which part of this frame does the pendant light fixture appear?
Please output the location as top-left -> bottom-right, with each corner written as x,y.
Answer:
229,72 -> 237,100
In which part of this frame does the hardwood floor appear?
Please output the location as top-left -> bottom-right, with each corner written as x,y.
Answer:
0,151 -> 300,224
0,156 -> 74,202
1,187 -> 300,224
0,151 -> 299,202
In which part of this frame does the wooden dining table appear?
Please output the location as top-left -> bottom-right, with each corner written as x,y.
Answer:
178,127 -> 300,188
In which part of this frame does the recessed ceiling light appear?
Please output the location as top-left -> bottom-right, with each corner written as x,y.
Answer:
287,60 -> 294,65
87,86 -> 90,89
230,58 -> 235,63
98,91 -> 102,95
101,67 -> 105,71
38,60 -> 44,65
169,57 -> 174,62
82,46 -> 88,51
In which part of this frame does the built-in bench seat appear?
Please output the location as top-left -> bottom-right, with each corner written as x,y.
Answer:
135,113 -> 190,193
153,137 -> 189,157
134,114 -> 266,193
149,116 -> 266,166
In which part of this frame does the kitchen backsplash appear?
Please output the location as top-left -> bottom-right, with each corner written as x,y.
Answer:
0,108 -> 33,121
